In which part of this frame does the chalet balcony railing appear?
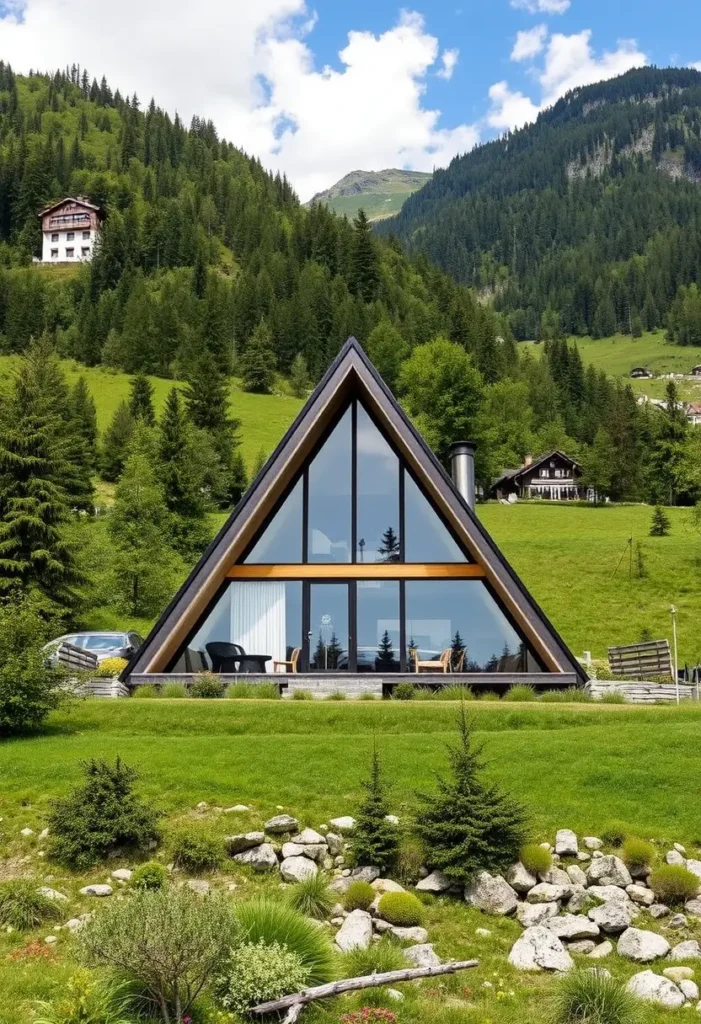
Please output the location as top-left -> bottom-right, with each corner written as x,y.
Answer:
48,213 -> 91,228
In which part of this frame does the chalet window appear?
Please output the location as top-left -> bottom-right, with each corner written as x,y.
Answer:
356,404 -> 400,563
355,581 -> 401,673
403,471 -> 466,562
81,247 -> 90,257
51,233 -> 59,242
65,248 -> 74,257
50,248 -> 58,258
309,583 -> 349,671
66,232 -> 74,241
82,231 -> 91,240
307,407 -> 352,563
539,468 -> 548,478
245,478 -> 303,564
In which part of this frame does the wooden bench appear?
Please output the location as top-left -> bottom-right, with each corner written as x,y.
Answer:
607,640 -> 672,681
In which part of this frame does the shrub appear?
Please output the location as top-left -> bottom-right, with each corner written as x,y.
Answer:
377,891 -> 424,927
435,684 -> 474,701
228,681 -> 281,699
350,747 -> 399,873
503,684 -> 538,702
292,689 -> 313,701
234,899 -> 337,985
94,657 -> 128,679
134,684 -> 159,698
34,972 -> 135,1024
79,888 -> 235,1024
600,690 -> 627,704
600,821 -> 629,847
649,864 -> 701,904
540,688 -> 592,703
552,968 -> 642,1024
342,939 -> 408,977
47,757 -> 161,868
519,843 -> 553,875
190,672 -> 226,698
326,690 -> 347,701
131,861 -> 168,890
392,683 -> 416,701
475,690 -> 500,701
358,692 -> 377,701
287,872 -> 335,920
396,837 -> 426,886
344,880 -> 376,912
0,880 -> 62,930
171,826 -> 223,872
216,938 -> 309,1016
414,705 -> 528,883
622,837 -> 656,872
0,599 -> 67,735
162,682 -> 188,698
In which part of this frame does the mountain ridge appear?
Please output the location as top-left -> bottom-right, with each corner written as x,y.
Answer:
306,168 -> 432,221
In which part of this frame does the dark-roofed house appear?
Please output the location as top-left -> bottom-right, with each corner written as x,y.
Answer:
691,365 -> 701,377
39,196 -> 104,263
123,339 -> 585,696
630,367 -> 653,378
491,451 -> 584,502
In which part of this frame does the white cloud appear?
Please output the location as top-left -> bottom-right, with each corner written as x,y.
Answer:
691,62 -> 701,72
511,0 -> 570,14
0,3 -> 478,200
437,48 -> 459,80
487,82 -> 540,130
511,25 -> 548,62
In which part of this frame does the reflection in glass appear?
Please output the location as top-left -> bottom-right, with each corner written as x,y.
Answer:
245,479 -> 303,563
308,408 -> 352,563
356,405 -> 400,563
170,581 -> 302,674
356,580 -> 400,672
405,580 -> 535,672
309,583 -> 349,671
404,472 -> 468,563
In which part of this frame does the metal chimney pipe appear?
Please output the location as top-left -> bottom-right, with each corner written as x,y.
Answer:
450,441 -> 476,509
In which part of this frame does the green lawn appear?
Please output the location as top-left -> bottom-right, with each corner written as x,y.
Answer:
0,356 -> 303,470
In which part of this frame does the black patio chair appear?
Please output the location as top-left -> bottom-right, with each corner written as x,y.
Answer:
205,642 -> 245,673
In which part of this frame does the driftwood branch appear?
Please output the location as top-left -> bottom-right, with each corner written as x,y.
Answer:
250,959 -> 479,1018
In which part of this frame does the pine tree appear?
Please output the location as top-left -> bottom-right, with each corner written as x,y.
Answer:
376,630 -> 396,668
451,630 -> 466,672
184,350 -> 242,506
241,318 -> 276,394
649,504 -> 671,537
377,526 -> 400,563
289,353 -> 310,398
350,745 -> 399,872
100,401 -> 134,482
415,705 -> 529,882
70,377 -> 98,467
157,387 -> 208,553
350,209 -> 379,302
128,372 -> 156,425
0,345 -> 81,612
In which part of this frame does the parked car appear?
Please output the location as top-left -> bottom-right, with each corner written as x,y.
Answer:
43,631 -> 144,665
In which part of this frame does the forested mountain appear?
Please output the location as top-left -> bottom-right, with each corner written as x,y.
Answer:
381,67 -> 701,342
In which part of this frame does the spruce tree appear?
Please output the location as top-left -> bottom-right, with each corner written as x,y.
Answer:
351,745 -> 399,872
350,209 -> 379,302
241,318 -> 276,394
289,352 -> 310,398
128,372 -> 156,425
158,387 -> 208,553
415,705 -> 528,882
101,401 -> 135,482
70,377 -> 98,466
451,630 -> 466,672
649,504 -> 671,537
376,630 -> 396,668
184,351 -> 242,506
377,526 -> 400,563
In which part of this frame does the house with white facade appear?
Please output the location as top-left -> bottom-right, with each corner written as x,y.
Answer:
39,197 -> 104,263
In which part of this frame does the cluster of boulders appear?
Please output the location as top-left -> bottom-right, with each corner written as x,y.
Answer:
461,829 -> 701,1009
228,813 -> 356,880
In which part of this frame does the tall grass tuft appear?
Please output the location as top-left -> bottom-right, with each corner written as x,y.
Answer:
162,683 -> 188,699
287,872 -> 335,920
600,689 -> 627,704
540,687 -> 592,703
503,684 -> 538,702
519,843 -> 552,875
341,939 -> 408,978
648,864 -> 701,904
475,689 -> 500,701
292,689 -> 313,700
0,880 -> 62,930
133,684 -> 159,699
234,899 -> 337,985
621,837 -> 656,872
227,681 -> 281,699
552,968 -> 642,1024
326,690 -> 347,701
435,684 -> 475,701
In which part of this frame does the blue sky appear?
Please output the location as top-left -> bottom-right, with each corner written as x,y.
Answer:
0,0 -> 699,197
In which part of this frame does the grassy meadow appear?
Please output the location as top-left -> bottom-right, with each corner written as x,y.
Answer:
2,699 -> 701,1024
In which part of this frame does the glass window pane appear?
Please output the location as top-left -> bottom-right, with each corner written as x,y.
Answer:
405,580 -> 536,672
356,405 -> 400,563
404,472 -> 468,563
245,478 -> 303,564
308,408 -> 352,563
309,583 -> 349,671
171,581 -> 302,674
356,580 -> 400,672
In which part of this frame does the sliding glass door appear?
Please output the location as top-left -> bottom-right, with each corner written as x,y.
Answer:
307,583 -> 350,672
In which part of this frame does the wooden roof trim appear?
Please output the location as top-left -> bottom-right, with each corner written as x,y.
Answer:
227,564 -> 486,579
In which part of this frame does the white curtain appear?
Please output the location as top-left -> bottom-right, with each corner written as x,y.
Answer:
230,581 -> 286,672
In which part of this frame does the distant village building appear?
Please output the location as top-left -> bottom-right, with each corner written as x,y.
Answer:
629,367 -> 653,379
491,451 -> 584,501
39,197 -> 104,263
685,402 -> 701,426
691,365 -> 701,377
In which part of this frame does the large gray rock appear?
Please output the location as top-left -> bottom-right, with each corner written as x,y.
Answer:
227,831 -> 265,854
583,837 -> 603,850
649,904 -> 670,919
588,885 -> 631,904
569,940 -> 596,954
588,901 -> 632,934
547,915 -> 600,941
280,856 -> 318,883
298,844 -> 328,863
626,884 -> 655,906
555,829 -> 579,857
668,913 -> 687,930
352,866 -> 381,883
325,832 -> 344,856
680,979 -> 699,1000
617,928 -> 670,962
527,882 -> 572,904
294,828 -> 326,845
281,842 -> 305,859
38,887 -> 68,902
416,870 -> 452,894
264,814 -> 299,834
389,926 -> 429,943
666,849 -> 686,867
566,865 -> 589,888
404,943 -> 441,968
587,855 -> 632,888
626,970 -> 685,1008
328,816 -> 356,834
540,867 -> 573,887
588,940 -> 613,959
79,884 -> 112,897
508,926 -> 574,972
372,878 -> 405,894
464,871 -> 518,916
663,966 -> 695,983
233,843 -> 278,872
670,940 -> 701,960
335,909 -> 372,952
685,899 -> 701,918
686,859 -> 701,881
506,862 -> 537,894
516,902 -> 558,928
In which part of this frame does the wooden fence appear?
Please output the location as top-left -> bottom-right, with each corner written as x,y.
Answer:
608,640 -> 672,680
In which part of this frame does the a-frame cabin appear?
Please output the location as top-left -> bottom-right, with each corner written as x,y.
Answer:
125,338 -> 585,696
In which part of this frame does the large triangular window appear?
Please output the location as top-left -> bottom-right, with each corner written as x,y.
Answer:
404,471 -> 468,563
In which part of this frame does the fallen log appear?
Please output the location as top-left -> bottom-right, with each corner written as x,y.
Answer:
250,958 -> 480,1020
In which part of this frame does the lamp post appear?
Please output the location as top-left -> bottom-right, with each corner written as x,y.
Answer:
670,605 -> 679,705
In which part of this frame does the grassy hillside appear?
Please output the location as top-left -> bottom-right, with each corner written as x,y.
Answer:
0,355 -> 303,469
307,168 -> 432,221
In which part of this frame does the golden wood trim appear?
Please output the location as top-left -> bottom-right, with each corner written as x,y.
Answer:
226,564 -> 486,579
